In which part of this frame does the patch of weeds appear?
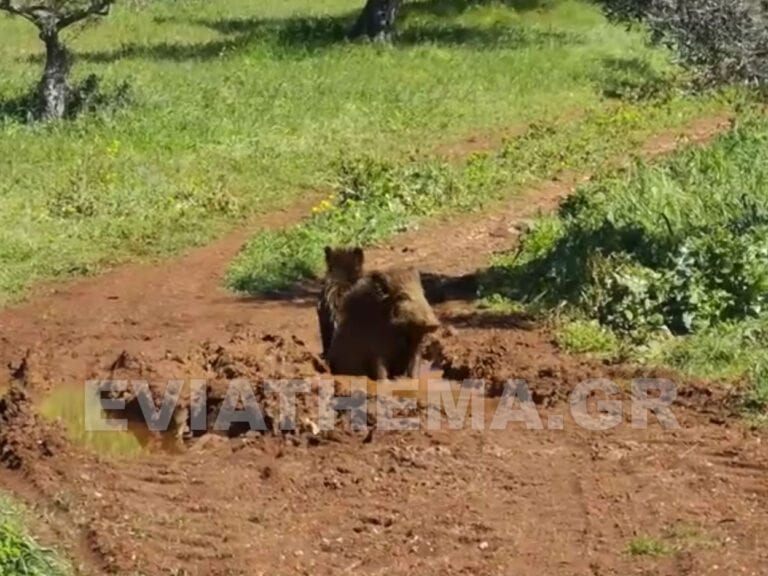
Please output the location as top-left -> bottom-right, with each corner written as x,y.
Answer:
227,94 -> 733,293
744,363 -> 768,423
0,494 -> 71,576
627,535 -> 675,557
476,293 -> 530,314
595,56 -> 685,102
483,109 -> 768,340
67,74 -> 134,119
647,316 -> 768,419
662,522 -> 718,549
627,523 -> 717,558
482,108 -> 768,416
556,319 -> 621,358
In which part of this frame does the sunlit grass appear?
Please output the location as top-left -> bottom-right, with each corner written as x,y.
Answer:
0,0 -> 692,302
0,494 -> 71,576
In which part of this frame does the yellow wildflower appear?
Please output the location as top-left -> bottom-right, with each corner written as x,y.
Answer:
312,196 -> 335,215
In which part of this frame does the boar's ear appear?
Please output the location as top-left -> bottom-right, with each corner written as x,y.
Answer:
324,246 -> 333,266
353,246 -> 364,267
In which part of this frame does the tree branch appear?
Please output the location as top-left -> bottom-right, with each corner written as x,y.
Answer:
0,0 -> 41,25
58,0 -> 115,29
0,1 -> 116,30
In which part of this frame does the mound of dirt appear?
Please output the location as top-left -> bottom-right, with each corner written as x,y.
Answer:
0,384 -> 62,471
96,329 -> 429,447
427,324 -> 602,405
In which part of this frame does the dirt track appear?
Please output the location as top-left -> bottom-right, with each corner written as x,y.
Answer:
2,114 -> 768,576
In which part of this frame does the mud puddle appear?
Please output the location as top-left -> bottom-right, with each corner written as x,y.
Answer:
38,384 -> 182,458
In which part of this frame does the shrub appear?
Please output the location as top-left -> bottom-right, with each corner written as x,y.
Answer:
482,112 -> 768,340
600,0 -> 768,87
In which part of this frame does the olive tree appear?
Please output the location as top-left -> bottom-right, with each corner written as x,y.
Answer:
0,0 -> 115,120
600,0 -> 768,86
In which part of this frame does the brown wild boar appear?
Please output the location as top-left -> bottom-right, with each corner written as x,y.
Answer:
316,246 -> 365,360
328,266 -> 440,380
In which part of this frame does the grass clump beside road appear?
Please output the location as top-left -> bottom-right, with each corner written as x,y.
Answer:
0,494 -> 71,576
0,0 -> 693,303
480,109 -> 768,417
226,94 -> 733,292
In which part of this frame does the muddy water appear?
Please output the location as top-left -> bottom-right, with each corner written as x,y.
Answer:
38,384 -> 176,458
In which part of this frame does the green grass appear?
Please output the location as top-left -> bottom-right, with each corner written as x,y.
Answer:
481,107 -> 768,416
226,94 -> 734,292
626,523 -> 716,558
556,319 -> 621,358
0,494 -> 71,576
626,535 -> 674,557
0,0 -> 703,303
649,317 -> 768,419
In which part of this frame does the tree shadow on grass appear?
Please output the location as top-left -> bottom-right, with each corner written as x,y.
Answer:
397,22 -> 582,49
593,56 -> 679,101
0,92 -> 33,123
52,0 -> 576,64
72,14 -> 353,64
403,0 -> 558,18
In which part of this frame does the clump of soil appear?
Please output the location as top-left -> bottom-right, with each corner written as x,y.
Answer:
97,329 -> 426,447
0,383 -> 62,471
427,325 -> 603,404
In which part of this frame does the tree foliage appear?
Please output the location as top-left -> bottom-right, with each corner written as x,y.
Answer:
600,0 -> 768,86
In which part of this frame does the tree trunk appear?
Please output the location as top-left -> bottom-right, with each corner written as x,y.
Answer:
349,0 -> 402,41
36,29 -> 71,121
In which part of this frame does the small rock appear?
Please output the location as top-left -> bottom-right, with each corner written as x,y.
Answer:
478,541 -> 489,551
301,418 -> 320,436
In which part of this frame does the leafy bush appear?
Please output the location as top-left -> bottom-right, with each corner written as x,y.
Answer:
482,111 -> 768,340
600,0 -> 768,86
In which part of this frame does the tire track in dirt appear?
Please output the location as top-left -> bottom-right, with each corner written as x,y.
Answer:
4,112 -> 768,576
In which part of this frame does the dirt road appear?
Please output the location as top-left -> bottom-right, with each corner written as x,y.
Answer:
2,114 -> 767,576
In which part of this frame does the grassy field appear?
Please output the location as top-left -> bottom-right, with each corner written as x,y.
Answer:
0,494 -> 71,576
480,109 -> 768,417
0,0 -> 707,303
226,94 -> 733,293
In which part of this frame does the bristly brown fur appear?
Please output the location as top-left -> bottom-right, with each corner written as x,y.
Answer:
328,265 -> 440,380
317,246 -> 365,359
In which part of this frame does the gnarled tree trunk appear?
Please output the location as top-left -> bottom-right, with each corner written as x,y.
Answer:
0,0 -> 115,121
37,28 -> 71,121
349,0 -> 402,41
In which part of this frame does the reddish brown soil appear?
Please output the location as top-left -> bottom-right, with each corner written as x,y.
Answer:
2,113 -> 767,576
